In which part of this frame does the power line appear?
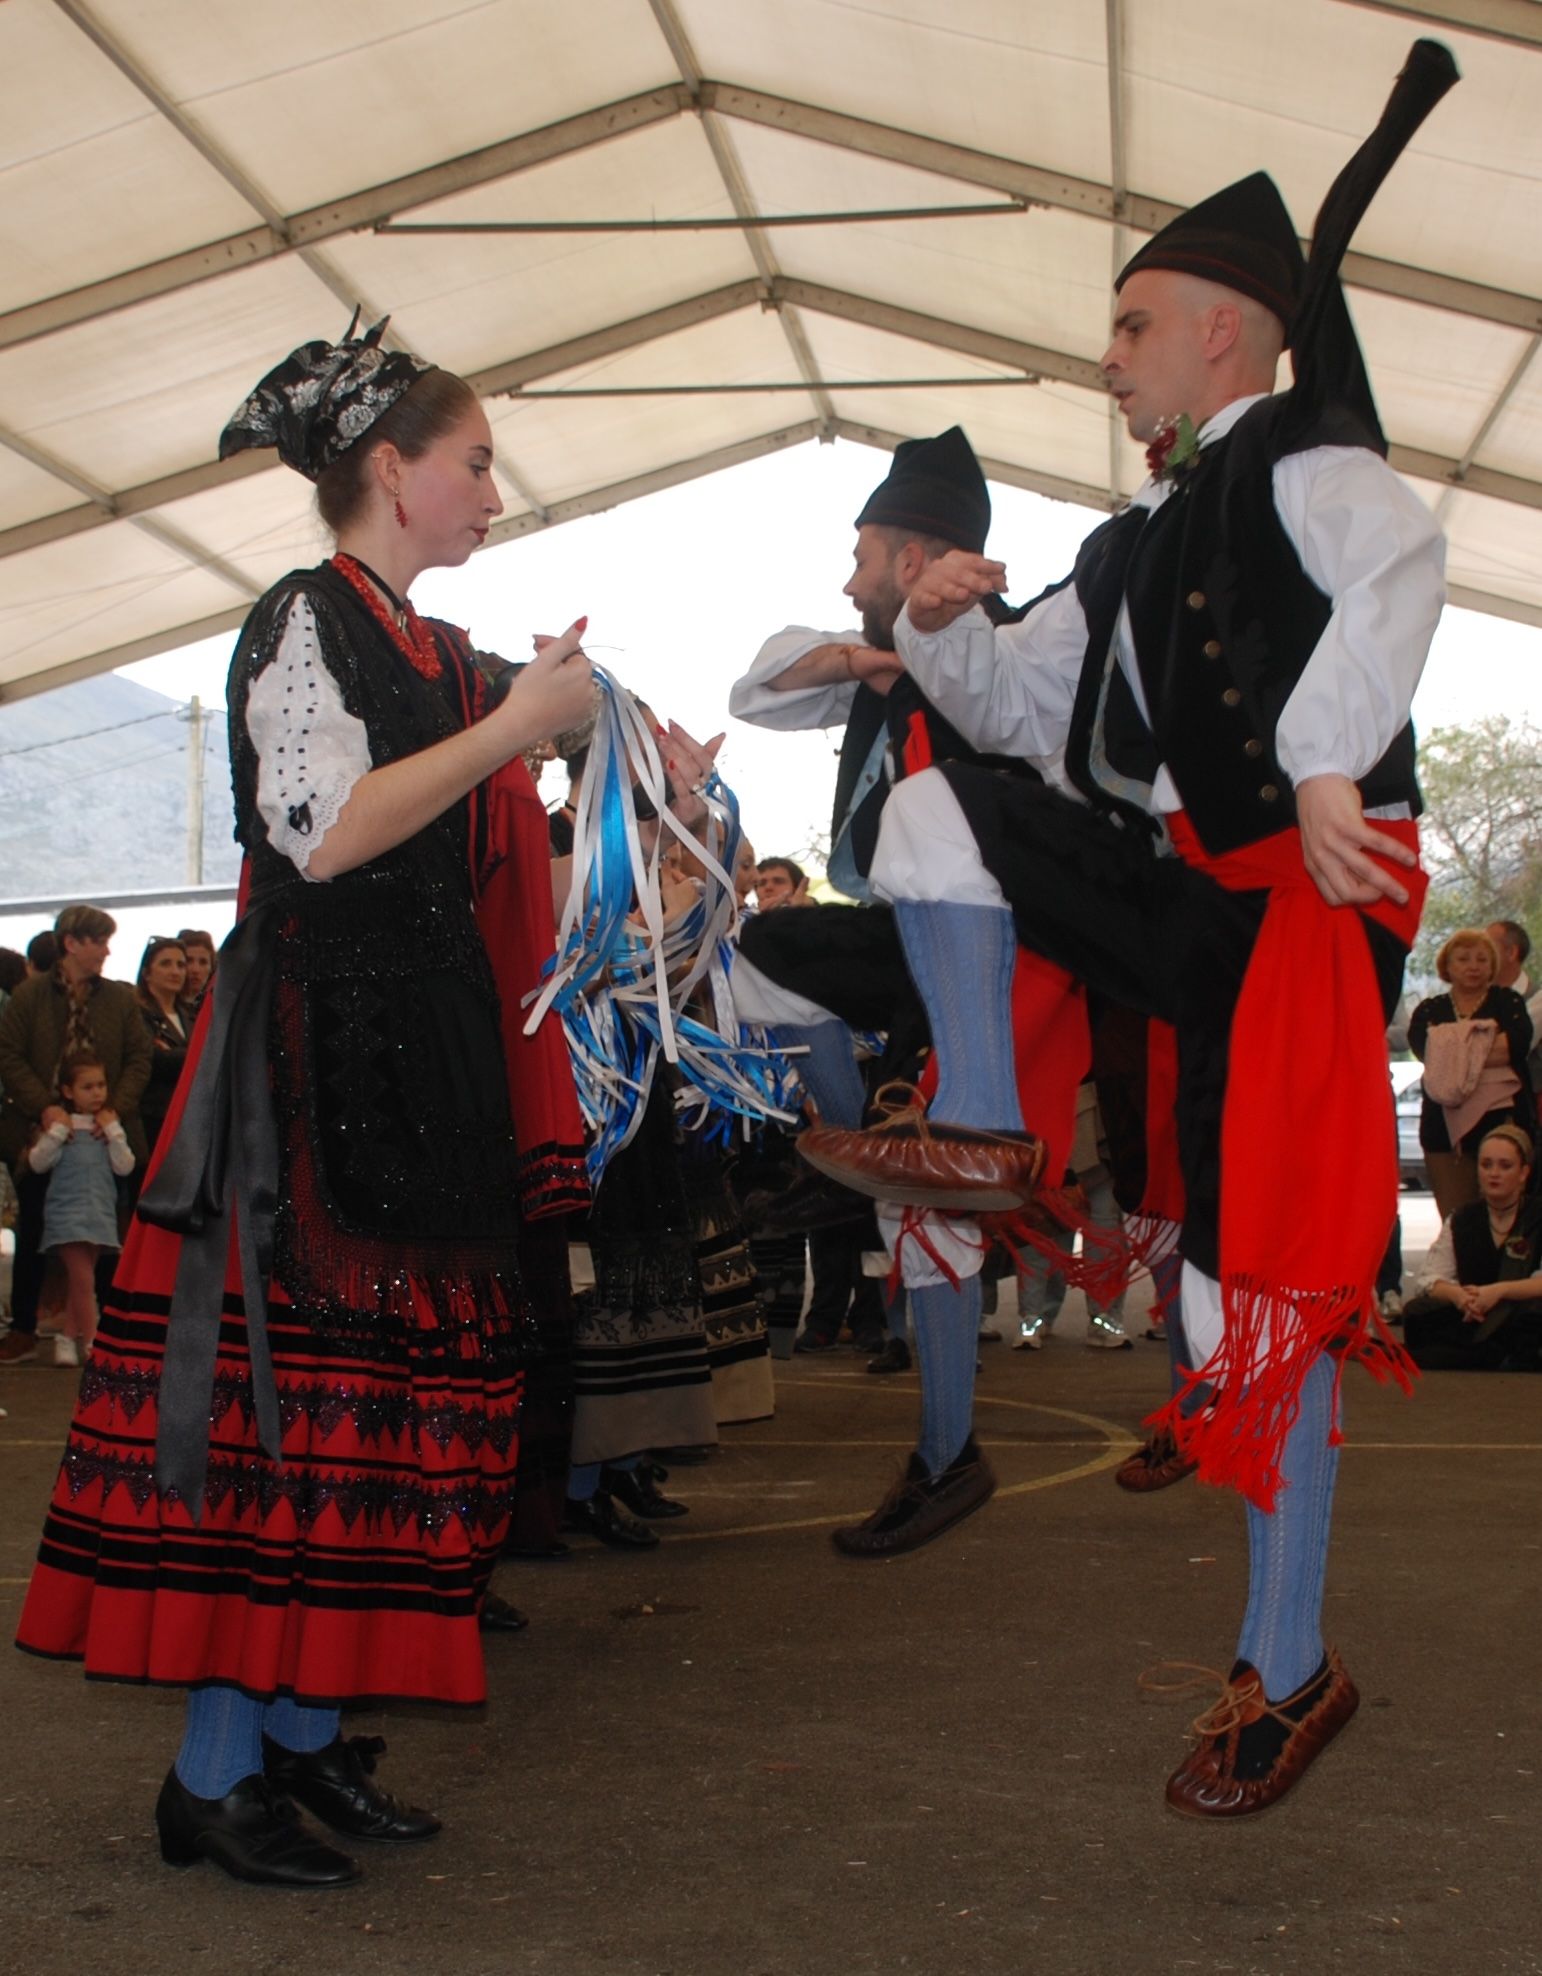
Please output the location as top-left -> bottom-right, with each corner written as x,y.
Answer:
0,706 -> 179,760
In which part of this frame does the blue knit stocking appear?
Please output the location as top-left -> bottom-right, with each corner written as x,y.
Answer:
910,1276 -> 981,1475
893,902 -> 1023,1131
175,1686 -> 266,1799
1236,1355 -> 1340,1699
770,1019 -> 866,1129
263,1697 -> 341,1754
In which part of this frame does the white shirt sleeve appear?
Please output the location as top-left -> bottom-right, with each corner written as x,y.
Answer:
1271,447 -> 1447,786
892,582 -> 1088,765
245,595 -> 373,880
104,1119 -> 136,1177
728,627 -> 863,731
27,1121 -> 69,1173
1413,1217 -> 1458,1294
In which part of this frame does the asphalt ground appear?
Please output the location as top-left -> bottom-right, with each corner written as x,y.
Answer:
2,1210 -> 1539,1976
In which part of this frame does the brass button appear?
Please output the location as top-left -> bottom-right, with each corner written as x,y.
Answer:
1186,590 -> 1206,611
1259,783 -> 1280,803
1222,687 -> 1242,707
1202,639 -> 1222,658
1244,738 -> 1263,758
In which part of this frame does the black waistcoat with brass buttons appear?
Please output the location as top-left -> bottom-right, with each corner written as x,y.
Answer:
1064,396 -> 1422,856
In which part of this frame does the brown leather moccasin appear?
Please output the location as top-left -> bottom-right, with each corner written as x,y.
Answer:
1114,1433 -> 1199,1494
1160,1648 -> 1359,1819
797,1083 -> 1046,1213
831,1438 -> 997,1558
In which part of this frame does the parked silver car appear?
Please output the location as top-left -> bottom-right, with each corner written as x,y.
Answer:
1392,1062 -> 1427,1190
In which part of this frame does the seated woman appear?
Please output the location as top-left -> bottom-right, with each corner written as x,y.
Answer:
1404,1123 -> 1542,1370
1409,928 -> 1534,1220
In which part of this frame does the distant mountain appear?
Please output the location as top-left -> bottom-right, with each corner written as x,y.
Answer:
0,674 -> 240,899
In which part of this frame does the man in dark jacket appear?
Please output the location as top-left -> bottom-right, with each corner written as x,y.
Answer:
0,903 -> 151,1365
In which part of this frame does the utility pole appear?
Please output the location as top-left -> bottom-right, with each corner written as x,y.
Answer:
186,695 -> 205,886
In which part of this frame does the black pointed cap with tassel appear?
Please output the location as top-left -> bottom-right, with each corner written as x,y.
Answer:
1116,172 -> 1304,326
1280,37 -> 1460,455
1120,41 -> 1459,458
854,426 -> 991,554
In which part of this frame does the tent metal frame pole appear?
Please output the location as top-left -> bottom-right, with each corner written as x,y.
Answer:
3,77 -> 1536,355
645,0 -> 837,436
1336,0 -> 1542,49
3,277 -> 1540,572
1433,332 -> 1541,523
1104,0 -> 1130,504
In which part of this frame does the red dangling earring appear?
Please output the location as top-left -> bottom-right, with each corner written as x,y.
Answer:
394,495 -> 408,529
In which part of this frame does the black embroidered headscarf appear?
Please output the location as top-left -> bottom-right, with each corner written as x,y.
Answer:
218,313 -> 432,481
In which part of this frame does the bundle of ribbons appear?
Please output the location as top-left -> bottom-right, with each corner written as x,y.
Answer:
524,669 -> 798,1182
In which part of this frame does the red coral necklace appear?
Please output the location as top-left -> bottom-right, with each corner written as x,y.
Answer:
331,551 -> 442,681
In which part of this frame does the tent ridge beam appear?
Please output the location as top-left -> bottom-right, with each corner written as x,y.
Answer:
773,277 -> 1103,390
3,278 -> 1540,573
4,76 -> 1536,355
648,0 -> 835,429
0,84 -> 694,352
0,281 -> 766,561
832,416 -> 1122,513
1334,0 -> 1542,50
700,81 -> 1542,334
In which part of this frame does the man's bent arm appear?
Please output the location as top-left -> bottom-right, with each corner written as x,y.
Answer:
892,580 -> 1087,764
729,626 -> 866,732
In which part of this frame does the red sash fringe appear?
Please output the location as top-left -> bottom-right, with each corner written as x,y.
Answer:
1150,813 -> 1427,1509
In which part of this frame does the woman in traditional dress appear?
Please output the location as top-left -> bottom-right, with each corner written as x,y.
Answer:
15,319 -> 594,1889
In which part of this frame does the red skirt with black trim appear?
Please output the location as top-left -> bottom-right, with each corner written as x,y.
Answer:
15,1209 -> 519,1707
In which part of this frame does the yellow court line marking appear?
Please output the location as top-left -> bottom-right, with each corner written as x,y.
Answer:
672,1386 -> 1136,1540
723,1438 -> 1129,1450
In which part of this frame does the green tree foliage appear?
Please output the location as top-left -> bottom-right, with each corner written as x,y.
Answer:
1414,718 -> 1542,975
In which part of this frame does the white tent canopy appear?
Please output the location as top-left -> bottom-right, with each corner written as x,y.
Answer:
2,0 -> 1539,702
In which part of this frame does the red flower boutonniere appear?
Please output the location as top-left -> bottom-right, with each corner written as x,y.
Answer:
1505,1234 -> 1531,1261
1145,413 -> 1201,484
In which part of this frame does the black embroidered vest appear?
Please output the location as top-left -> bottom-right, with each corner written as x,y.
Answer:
1066,398 -> 1423,855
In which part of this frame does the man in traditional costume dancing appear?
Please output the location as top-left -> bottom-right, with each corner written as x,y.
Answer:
731,429 -> 1080,1556
802,42 -> 1457,1814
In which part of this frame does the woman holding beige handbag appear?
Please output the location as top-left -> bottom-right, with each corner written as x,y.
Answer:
1410,928 -> 1534,1218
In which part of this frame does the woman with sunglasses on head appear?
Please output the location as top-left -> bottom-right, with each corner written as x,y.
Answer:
175,929 -> 217,1012
16,319 -> 598,1889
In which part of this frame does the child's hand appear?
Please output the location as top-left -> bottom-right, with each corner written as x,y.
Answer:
40,1105 -> 68,1133
92,1108 -> 119,1139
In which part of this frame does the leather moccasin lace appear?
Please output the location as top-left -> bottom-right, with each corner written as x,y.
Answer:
1139,1650 -> 1359,1819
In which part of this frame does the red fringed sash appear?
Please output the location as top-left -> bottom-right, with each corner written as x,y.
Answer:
441,632 -> 589,1221
1152,812 -> 1427,1509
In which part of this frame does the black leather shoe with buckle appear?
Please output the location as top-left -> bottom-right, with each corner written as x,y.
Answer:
261,1735 -> 441,1843
155,1768 -> 363,1885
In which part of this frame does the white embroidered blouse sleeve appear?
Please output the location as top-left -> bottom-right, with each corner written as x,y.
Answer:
245,596 -> 373,880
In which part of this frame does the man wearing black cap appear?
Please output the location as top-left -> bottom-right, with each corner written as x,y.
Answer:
802,44 -> 1458,1814
730,426 -> 1051,1554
